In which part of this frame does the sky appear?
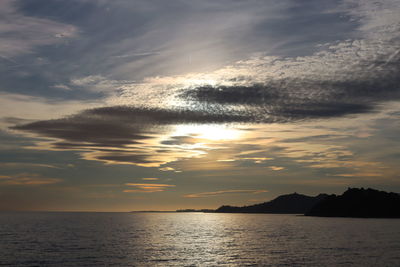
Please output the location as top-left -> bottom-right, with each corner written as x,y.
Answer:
0,0 -> 399,211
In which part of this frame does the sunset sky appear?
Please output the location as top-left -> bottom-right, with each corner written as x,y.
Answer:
1,0 -> 399,211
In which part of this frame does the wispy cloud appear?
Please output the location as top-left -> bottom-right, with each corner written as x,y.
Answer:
52,84 -> 72,91
0,92 -> 102,128
0,162 -> 59,169
159,167 -> 175,172
183,189 -> 268,198
5,0 -> 400,179
124,183 -> 175,193
113,51 -> 160,58
11,106 -> 250,166
107,0 -> 400,122
70,75 -> 134,93
332,173 -> 382,177
6,0 -> 400,126
0,173 -> 61,186
269,166 -> 284,171
0,0 -> 77,58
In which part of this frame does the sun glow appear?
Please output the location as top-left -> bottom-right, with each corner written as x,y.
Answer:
171,124 -> 243,141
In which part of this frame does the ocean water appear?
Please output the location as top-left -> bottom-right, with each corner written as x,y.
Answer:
0,212 -> 399,266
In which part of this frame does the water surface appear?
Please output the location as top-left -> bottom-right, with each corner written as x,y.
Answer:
0,212 -> 399,266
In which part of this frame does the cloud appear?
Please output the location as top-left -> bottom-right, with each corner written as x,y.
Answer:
9,101 -> 399,174
0,92 -> 102,128
3,0 -> 399,120
123,183 -> 175,193
0,0 -> 77,58
5,0 -> 400,172
159,167 -> 175,172
332,173 -> 382,177
10,106 -> 254,166
70,75 -> 134,93
0,162 -> 59,169
9,102 -> 396,170
141,178 -> 159,180
183,189 -> 268,198
11,105 -> 241,134
52,84 -> 72,91
113,51 -> 161,58
174,31 -> 400,120
110,0 -> 400,121
0,0 -> 356,101
0,173 -> 61,185
269,166 -> 284,171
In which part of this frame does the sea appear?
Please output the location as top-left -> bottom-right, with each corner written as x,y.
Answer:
0,212 -> 399,266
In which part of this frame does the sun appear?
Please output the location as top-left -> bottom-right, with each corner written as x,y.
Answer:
171,124 -> 243,141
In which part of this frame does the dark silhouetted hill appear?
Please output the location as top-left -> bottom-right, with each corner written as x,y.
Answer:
215,192 -> 327,214
305,188 -> 400,218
